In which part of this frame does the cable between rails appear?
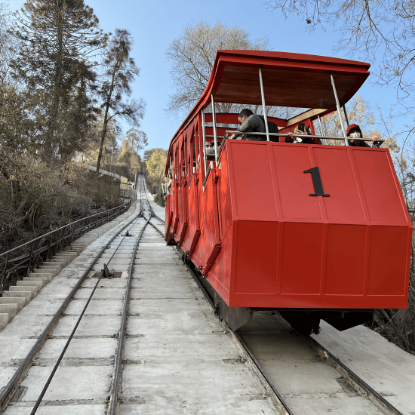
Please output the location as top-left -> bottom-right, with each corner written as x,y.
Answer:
0,207 -> 144,413
29,211 -> 146,414
29,267 -> 106,414
141,175 -> 165,225
107,215 -> 151,414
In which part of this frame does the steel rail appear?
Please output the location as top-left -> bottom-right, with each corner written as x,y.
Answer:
30,181 -> 145,415
30,266 -> 107,415
179,258 -> 292,414
179,245 -> 404,415
232,330 -> 293,415
0,201 -> 140,413
305,334 -> 404,415
141,175 -> 165,225
107,177 -> 150,415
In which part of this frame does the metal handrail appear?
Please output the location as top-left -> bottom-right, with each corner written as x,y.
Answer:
1,203 -> 129,259
224,130 -> 384,143
0,201 -> 132,295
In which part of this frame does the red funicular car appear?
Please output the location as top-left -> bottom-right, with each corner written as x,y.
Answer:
164,51 -> 412,333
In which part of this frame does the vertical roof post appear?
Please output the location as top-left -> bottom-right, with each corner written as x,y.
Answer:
210,94 -> 218,162
259,67 -> 270,141
201,110 -> 207,176
343,103 -> 350,126
317,115 -> 325,143
330,73 -> 349,146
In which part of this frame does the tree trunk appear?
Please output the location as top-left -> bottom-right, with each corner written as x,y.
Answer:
96,63 -> 119,175
96,114 -> 109,175
48,3 -> 64,167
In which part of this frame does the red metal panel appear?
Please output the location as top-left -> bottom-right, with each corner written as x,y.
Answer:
352,150 -> 408,224
312,147 -> 366,223
217,150 -> 232,240
233,221 -> 278,294
177,174 -> 188,244
202,169 -> 221,266
208,225 -> 233,305
221,140 -> 411,310
227,142 -> 277,221
367,226 -> 410,296
271,145 -> 322,220
172,181 -> 180,241
164,195 -> 171,239
191,223 -> 206,269
280,223 -> 323,294
169,142 -> 181,241
189,121 -> 207,266
324,224 -> 366,295
182,172 -> 200,255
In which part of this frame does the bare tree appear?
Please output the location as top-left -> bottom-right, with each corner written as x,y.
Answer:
166,21 -> 269,116
266,0 -> 415,111
125,128 -> 148,155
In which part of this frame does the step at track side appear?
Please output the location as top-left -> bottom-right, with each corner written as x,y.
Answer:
0,198 -> 142,411
0,199 -> 138,332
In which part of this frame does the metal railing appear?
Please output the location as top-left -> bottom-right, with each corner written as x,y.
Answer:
0,201 -> 132,295
224,130 -> 384,144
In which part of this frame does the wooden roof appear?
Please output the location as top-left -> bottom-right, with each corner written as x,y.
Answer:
211,51 -> 370,109
168,50 -> 370,152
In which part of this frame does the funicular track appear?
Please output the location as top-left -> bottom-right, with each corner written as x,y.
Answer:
125,183 -> 407,415
0,176 -> 150,414
174,237 -> 406,414
130,183 -> 407,415
178,253 -> 406,415
0,176 -> 408,415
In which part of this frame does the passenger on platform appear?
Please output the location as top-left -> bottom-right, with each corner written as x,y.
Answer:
164,175 -> 172,201
287,123 -> 322,144
205,141 -> 216,156
228,109 -> 266,141
346,124 -> 382,147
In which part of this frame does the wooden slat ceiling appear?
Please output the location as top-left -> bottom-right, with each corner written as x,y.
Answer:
213,65 -> 365,109
210,51 -> 370,110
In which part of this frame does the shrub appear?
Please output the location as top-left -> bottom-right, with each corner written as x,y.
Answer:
0,147 -> 120,253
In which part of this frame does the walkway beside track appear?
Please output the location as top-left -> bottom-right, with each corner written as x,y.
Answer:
1,186 -> 279,414
0,201 -> 139,397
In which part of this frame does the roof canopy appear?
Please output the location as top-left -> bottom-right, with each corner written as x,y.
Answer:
168,50 -> 371,151
210,51 -> 370,109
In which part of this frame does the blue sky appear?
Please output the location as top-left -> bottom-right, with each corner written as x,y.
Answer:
7,0 -> 404,151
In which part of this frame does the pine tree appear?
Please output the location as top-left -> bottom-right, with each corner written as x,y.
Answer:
10,0 -> 107,164
96,28 -> 145,175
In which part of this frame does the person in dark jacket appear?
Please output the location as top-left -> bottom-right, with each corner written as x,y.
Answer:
346,124 -> 382,147
229,109 -> 266,141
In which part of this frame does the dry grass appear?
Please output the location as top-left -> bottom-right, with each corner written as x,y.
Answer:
370,273 -> 415,355
0,147 -> 120,253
